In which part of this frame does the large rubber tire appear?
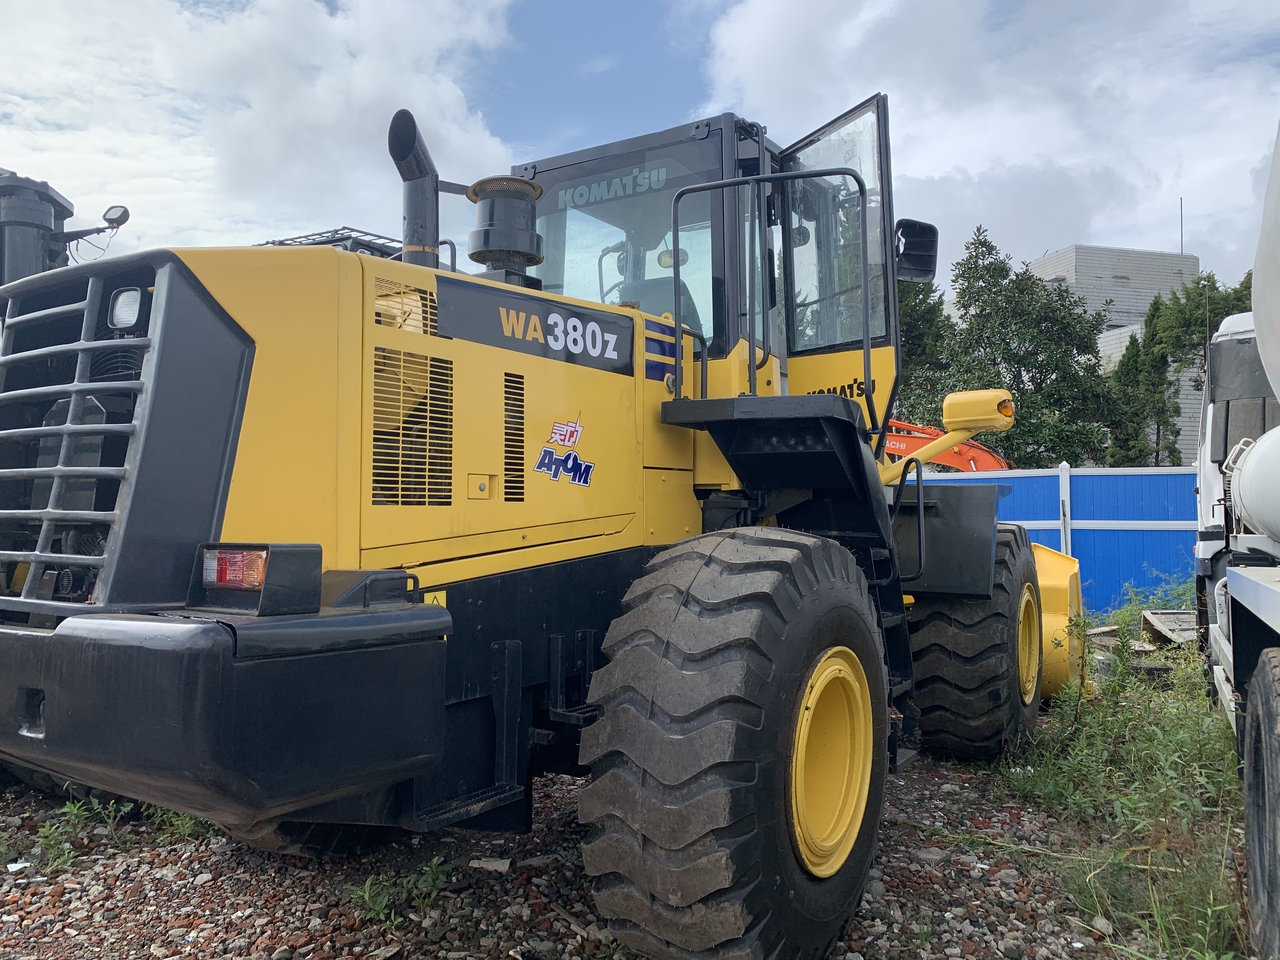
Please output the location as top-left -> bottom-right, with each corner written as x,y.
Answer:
907,523 -> 1042,760
1245,647 -> 1280,960
578,528 -> 888,960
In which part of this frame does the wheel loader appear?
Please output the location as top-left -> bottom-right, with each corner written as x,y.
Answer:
0,94 -> 1081,959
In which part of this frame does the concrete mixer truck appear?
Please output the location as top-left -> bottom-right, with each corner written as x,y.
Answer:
1197,119 -> 1280,959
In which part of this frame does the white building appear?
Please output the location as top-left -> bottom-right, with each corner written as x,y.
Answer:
1028,244 -> 1201,463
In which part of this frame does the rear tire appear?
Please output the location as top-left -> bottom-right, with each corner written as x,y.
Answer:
579,528 -> 888,960
1245,647 -> 1280,960
907,523 -> 1042,760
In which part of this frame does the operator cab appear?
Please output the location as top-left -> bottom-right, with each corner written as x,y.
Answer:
517,94 -> 937,427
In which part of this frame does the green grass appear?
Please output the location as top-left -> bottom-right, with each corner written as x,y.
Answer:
34,794 -> 139,870
348,855 -> 453,926
139,803 -> 216,842
1002,578 -> 1246,958
36,816 -> 77,871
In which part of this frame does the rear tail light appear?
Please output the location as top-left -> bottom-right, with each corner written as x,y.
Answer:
202,548 -> 267,592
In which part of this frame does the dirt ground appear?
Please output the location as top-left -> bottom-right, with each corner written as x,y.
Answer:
0,758 -> 1143,960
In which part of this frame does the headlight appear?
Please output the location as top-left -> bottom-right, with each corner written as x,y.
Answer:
108,287 -> 142,329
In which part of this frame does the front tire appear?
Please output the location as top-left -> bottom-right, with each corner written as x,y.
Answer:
907,523 -> 1042,760
578,528 -> 888,960
1245,647 -> 1280,960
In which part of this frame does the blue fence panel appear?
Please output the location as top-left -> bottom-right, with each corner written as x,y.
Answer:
1071,471 -> 1197,521
928,474 -> 1059,522
922,467 -> 1195,611
1072,529 -> 1195,611
1026,528 -> 1063,552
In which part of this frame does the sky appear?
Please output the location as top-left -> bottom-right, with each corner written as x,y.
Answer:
2,0 -> 1278,291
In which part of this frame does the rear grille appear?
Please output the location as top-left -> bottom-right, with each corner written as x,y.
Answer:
503,373 -> 525,502
374,279 -> 438,336
0,271 -> 153,611
372,346 -> 453,506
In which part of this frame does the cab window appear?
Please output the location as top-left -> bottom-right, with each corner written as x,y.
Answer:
531,133 -> 724,353
782,100 -> 891,354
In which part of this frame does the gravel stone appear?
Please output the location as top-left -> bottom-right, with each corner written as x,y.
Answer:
0,757 -> 1158,959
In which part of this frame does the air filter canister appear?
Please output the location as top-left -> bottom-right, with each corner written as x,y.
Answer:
467,176 -> 544,273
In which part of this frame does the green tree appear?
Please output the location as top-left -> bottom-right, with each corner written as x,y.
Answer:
1154,270 -> 1253,374
897,227 -> 1111,467
1104,270 -> 1253,467
898,279 -> 949,376
1138,294 -> 1182,466
1106,333 -> 1153,466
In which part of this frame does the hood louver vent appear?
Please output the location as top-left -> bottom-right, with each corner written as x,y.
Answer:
374,279 -> 438,336
372,346 -> 452,506
503,373 -> 525,502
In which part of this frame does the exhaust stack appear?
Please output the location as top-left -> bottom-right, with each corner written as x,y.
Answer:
387,109 -> 439,268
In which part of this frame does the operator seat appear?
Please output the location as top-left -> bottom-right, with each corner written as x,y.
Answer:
617,278 -> 702,335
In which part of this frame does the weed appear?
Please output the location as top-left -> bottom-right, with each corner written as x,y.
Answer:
140,803 -> 213,842
1003,577 -> 1247,957
58,794 -> 136,843
916,913 -> 934,947
348,875 -> 401,925
88,795 -> 135,841
35,795 -> 127,870
404,855 -> 451,914
348,855 -> 453,928
36,816 -> 77,870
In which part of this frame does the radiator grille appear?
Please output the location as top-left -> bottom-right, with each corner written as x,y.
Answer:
0,271 -> 152,612
503,373 -> 525,502
372,346 -> 453,506
374,279 -> 438,336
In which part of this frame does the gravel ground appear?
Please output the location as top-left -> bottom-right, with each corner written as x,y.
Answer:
0,759 -> 1143,960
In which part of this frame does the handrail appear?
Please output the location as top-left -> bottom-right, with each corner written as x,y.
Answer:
891,457 -> 926,582
746,122 -> 771,376
598,241 -> 624,301
670,166 -> 877,435
681,323 -> 709,398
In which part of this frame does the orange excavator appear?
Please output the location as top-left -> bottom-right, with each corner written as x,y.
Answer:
884,418 -> 1012,471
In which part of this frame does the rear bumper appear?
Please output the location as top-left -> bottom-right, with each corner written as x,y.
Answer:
0,609 -> 448,829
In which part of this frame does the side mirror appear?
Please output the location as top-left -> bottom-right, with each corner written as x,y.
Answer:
656,248 -> 688,269
894,218 -> 938,283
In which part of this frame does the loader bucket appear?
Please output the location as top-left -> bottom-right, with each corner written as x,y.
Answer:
1031,543 -> 1085,698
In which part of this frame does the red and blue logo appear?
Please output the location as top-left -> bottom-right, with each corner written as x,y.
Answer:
535,418 -> 595,487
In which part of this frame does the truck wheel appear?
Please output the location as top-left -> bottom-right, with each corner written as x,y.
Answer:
579,528 -> 888,960
1245,647 -> 1280,960
908,523 -> 1042,760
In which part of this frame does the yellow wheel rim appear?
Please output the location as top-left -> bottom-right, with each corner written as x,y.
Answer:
790,646 -> 874,878
1017,583 -> 1041,705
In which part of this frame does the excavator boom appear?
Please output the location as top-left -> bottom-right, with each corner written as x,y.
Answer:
884,418 -> 1012,471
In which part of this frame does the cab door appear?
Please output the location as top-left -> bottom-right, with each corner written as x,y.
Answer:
780,93 -> 898,429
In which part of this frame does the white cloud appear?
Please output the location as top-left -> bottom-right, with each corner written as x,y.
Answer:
0,0 -> 515,256
701,0 -> 1280,288
577,55 -> 619,76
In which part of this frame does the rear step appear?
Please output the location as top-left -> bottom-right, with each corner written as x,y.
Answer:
413,783 -> 526,832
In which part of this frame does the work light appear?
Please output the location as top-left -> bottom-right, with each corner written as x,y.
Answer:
108,287 -> 142,330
